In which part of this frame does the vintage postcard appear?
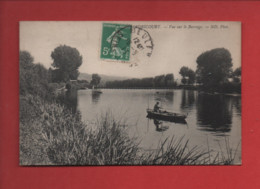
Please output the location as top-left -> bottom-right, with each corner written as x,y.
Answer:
19,21 -> 241,165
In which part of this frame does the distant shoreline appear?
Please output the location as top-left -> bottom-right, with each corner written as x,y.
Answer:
79,87 -> 241,96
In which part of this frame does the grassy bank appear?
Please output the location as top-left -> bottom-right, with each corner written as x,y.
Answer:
20,95 -> 238,165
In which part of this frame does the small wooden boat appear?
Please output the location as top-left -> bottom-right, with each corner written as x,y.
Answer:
92,90 -> 103,94
92,86 -> 103,94
146,108 -> 187,123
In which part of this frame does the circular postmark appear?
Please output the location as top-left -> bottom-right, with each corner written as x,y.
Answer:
131,26 -> 154,58
108,25 -> 154,65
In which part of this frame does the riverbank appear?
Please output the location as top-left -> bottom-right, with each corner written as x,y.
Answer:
20,94 -> 238,165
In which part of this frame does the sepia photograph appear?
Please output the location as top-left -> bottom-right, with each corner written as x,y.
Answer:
19,21 -> 241,166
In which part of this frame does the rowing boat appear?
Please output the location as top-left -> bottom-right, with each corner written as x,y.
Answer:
146,108 -> 187,123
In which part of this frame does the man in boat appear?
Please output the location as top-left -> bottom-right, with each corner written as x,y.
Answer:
154,102 -> 161,112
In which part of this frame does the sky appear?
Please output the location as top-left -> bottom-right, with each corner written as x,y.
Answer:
20,21 -> 241,79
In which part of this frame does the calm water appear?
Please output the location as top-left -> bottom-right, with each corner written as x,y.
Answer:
72,89 -> 241,163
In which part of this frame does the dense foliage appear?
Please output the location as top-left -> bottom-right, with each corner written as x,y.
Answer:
90,74 -> 101,88
232,67 -> 241,83
19,51 -> 54,100
50,45 -> 82,82
106,74 -> 175,88
196,48 -> 233,89
179,66 -> 196,84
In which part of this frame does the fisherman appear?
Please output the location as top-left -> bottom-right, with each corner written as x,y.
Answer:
154,102 -> 160,112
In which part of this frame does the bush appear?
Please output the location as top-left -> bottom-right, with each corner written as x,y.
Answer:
220,82 -> 241,93
20,64 -> 54,99
20,51 -> 55,100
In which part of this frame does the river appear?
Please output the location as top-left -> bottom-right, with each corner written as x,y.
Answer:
73,89 -> 241,164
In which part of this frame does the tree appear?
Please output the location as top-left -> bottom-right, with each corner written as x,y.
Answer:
233,67 -> 241,76
90,74 -> 101,88
140,77 -> 154,88
232,67 -> 241,83
187,69 -> 196,84
154,75 -> 165,87
165,73 -> 174,87
179,66 -> 195,84
196,48 -> 233,88
51,45 -> 82,82
20,51 -> 34,69
179,66 -> 189,84
19,51 -> 52,98
181,78 -> 188,85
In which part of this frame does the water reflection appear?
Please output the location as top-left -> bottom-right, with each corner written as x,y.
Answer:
154,91 -> 174,104
165,91 -> 174,103
153,119 -> 169,132
196,93 -> 232,133
180,90 -> 195,110
57,89 -> 78,114
232,96 -> 241,115
91,91 -> 102,104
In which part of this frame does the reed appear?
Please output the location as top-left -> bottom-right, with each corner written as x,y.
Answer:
217,137 -> 241,165
43,111 -> 141,165
141,137 -> 209,165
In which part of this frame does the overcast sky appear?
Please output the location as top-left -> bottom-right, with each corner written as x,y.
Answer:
20,21 -> 241,79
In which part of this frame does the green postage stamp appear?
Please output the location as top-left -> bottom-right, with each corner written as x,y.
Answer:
100,23 -> 132,61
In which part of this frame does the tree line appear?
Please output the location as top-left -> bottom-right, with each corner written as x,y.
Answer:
105,74 -> 176,88
20,45 -> 103,93
20,45 -> 241,93
105,48 -> 241,93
